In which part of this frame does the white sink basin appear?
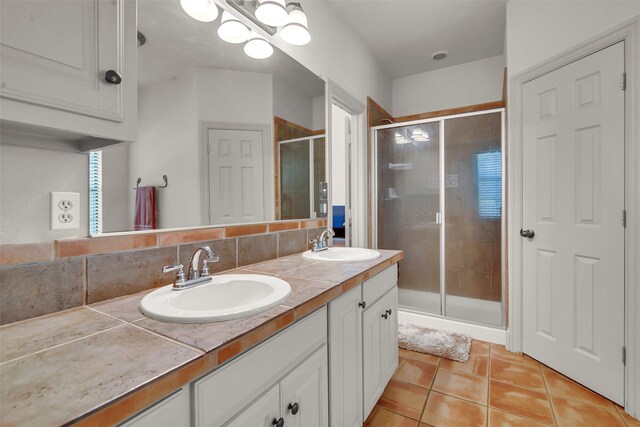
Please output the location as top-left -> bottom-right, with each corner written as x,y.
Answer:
139,274 -> 292,323
302,247 -> 381,262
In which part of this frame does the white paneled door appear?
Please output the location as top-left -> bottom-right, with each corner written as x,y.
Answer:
208,129 -> 265,224
522,42 -> 625,404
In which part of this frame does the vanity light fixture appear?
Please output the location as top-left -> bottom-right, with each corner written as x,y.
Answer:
218,10 -> 250,43
244,30 -> 274,59
280,2 -> 310,45
180,0 -> 219,22
410,127 -> 430,142
255,0 -> 289,27
394,131 -> 411,145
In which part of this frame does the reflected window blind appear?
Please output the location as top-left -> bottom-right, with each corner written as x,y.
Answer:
476,151 -> 502,218
89,151 -> 103,234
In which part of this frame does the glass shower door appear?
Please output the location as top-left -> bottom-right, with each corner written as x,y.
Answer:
444,112 -> 503,326
376,123 -> 442,315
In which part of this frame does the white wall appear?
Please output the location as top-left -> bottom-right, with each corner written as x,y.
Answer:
273,78 -> 313,129
313,96 -> 326,131
331,104 -> 350,206
132,68 -> 274,229
218,0 -> 392,111
506,1 -> 640,77
101,143 -> 130,233
392,55 -> 505,117
0,141 -> 89,243
132,69 -> 198,229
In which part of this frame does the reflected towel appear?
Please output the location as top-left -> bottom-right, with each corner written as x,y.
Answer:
134,186 -> 157,231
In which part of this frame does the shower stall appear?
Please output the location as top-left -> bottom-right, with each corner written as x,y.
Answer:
279,135 -> 326,220
372,109 -> 505,329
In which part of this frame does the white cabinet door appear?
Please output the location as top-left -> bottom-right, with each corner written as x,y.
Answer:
225,385 -> 281,427
362,294 -> 386,419
0,0 -> 124,121
119,387 -> 190,427
329,285 -> 363,427
381,287 -> 398,386
281,346 -> 328,427
362,286 -> 398,419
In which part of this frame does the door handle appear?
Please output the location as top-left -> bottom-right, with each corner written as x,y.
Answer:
272,418 -> 284,427
382,312 -> 389,319
520,229 -> 535,239
288,402 -> 299,414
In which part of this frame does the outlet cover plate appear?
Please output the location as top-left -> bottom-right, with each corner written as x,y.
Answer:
51,192 -> 80,230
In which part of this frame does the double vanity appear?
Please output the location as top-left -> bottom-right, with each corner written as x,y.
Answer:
0,247 -> 402,427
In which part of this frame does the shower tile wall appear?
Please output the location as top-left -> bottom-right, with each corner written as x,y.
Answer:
445,113 -> 502,302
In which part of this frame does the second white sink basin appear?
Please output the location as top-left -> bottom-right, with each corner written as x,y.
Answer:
302,247 -> 381,262
139,274 -> 292,323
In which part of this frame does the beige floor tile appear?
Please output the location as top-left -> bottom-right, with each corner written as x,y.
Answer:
400,348 -> 441,366
440,354 -> 488,378
364,406 -> 419,427
551,396 -> 625,427
471,340 -> 490,356
541,365 -> 614,409
489,380 -> 554,425
490,358 -> 545,392
488,408 -> 553,426
490,344 -> 539,367
432,368 -> 488,405
394,358 -> 438,389
616,405 -> 640,426
378,379 -> 430,420
421,391 -> 487,427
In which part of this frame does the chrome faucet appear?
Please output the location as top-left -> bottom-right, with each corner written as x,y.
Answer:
187,246 -> 219,280
163,246 -> 219,290
309,228 -> 335,252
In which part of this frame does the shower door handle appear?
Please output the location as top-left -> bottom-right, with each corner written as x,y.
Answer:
435,212 -> 442,225
520,229 -> 535,239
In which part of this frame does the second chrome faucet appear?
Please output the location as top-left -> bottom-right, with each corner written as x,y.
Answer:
163,246 -> 220,290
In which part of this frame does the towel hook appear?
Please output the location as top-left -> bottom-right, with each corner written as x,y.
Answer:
134,175 -> 168,189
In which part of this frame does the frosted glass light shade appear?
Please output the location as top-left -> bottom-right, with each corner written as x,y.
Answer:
244,31 -> 274,59
411,127 -> 430,142
255,0 -> 288,27
218,11 -> 250,43
180,0 -> 219,22
280,4 -> 310,45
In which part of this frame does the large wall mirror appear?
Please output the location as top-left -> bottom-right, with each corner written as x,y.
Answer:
0,0 -> 326,243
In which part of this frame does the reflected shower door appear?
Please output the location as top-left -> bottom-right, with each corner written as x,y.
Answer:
280,140 -> 310,220
376,123 -> 441,315
444,112 -> 503,326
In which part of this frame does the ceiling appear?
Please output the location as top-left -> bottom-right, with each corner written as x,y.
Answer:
326,0 -> 507,79
137,0 -> 325,98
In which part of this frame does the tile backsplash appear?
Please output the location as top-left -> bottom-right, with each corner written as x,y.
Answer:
0,220 -> 327,325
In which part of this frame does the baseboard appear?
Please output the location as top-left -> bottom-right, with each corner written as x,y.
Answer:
399,310 -> 507,345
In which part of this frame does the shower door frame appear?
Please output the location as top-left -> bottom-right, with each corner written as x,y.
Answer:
371,108 -> 507,328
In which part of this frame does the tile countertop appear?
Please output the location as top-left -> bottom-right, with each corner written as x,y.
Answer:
0,249 -> 403,427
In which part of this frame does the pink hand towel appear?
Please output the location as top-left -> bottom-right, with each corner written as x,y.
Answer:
134,186 -> 157,231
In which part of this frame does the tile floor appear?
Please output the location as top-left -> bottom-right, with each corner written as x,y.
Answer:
364,341 -> 640,427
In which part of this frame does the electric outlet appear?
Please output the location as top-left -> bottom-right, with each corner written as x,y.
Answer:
51,192 -> 80,230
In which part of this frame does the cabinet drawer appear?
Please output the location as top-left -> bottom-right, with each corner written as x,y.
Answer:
119,386 -> 190,427
194,307 -> 327,427
362,264 -> 397,307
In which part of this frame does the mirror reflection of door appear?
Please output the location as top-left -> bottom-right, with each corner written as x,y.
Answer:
207,128 -> 265,225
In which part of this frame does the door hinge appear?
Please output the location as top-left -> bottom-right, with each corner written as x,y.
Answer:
623,210 -> 627,228
622,72 -> 627,91
623,346 -> 626,365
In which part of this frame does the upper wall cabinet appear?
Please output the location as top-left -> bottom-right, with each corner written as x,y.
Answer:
0,0 -> 137,144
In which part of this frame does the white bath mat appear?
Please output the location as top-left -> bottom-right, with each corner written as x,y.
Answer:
398,322 -> 472,362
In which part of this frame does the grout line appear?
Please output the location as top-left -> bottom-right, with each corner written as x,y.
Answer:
127,322 -> 205,355
0,323 -> 127,366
